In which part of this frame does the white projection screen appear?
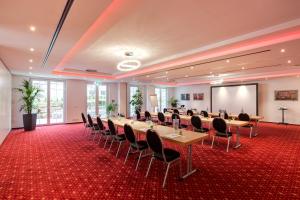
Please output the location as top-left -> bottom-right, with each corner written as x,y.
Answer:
211,84 -> 258,115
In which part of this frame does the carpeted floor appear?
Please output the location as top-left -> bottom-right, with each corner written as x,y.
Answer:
0,123 -> 299,199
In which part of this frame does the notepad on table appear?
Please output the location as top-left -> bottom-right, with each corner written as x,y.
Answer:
165,133 -> 181,139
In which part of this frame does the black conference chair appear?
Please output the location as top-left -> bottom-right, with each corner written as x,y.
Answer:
238,113 -> 254,138
145,111 -> 152,120
145,129 -> 181,188
107,119 -> 126,157
87,114 -> 99,138
219,112 -> 229,119
135,110 -> 142,121
187,110 -> 194,116
157,112 -> 172,126
173,109 -> 179,115
201,110 -> 209,118
124,124 -> 149,170
81,113 -> 89,135
171,113 -> 188,129
211,118 -> 232,152
96,117 -> 111,144
191,115 -> 209,145
163,108 -> 168,113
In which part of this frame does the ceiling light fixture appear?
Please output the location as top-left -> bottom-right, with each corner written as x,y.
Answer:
29,48 -> 35,52
280,49 -> 285,53
29,59 -> 33,63
117,60 -> 141,71
185,75 -> 189,78
287,60 -> 292,64
226,59 -> 230,63
190,66 -> 194,70
210,79 -> 223,85
242,67 -> 245,70
29,66 -> 33,70
209,72 -> 212,74
165,71 -> 168,74
29,26 -> 36,32
146,75 -> 150,78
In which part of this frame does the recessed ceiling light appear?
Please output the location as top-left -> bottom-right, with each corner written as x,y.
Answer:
29,48 -> 35,52
226,59 -> 230,63
146,75 -> 150,78
190,66 -> 194,70
209,71 -> 212,74
185,75 -> 189,78
29,26 -> 36,32
165,71 -> 168,74
29,59 -> 33,63
280,49 -> 285,53
242,67 -> 245,70
29,66 -> 33,70
287,60 -> 292,64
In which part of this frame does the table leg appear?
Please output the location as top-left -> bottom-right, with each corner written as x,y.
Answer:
234,126 -> 241,148
253,120 -> 259,137
181,144 -> 197,179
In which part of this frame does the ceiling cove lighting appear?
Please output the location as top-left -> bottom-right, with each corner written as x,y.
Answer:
117,60 -> 141,71
210,79 -> 224,85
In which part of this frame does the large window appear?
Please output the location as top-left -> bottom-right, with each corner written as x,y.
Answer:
155,88 -> 167,112
129,86 -> 138,117
86,84 -> 107,117
32,80 -> 65,125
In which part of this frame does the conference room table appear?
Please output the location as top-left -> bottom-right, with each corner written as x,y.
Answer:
102,117 -> 208,179
150,112 -> 249,148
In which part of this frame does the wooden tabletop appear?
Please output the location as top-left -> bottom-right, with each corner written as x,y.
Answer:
151,112 -> 249,127
102,117 -> 208,146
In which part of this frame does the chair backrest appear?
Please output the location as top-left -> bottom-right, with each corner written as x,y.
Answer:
191,115 -> 202,130
96,117 -> 104,130
87,114 -> 94,127
81,113 -> 87,123
212,117 -> 227,133
187,109 -> 194,116
173,109 -> 179,114
124,124 -> 136,145
135,110 -> 141,120
157,112 -> 165,123
107,119 -> 116,135
163,108 -> 168,113
171,113 -> 181,125
201,110 -> 209,117
146,129 -> 165,161
145,111 -> 151,119
238,113 -> 250,121
219,112 -> 229,119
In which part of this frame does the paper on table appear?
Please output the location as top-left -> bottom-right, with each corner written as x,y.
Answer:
165,133 -> 181,139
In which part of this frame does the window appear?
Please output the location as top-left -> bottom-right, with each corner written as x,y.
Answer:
155,88 -> 167,112
87,84 -> 96,117
129,86 -> 138,117
32,80 -> 65,125
86,84 -> 107,117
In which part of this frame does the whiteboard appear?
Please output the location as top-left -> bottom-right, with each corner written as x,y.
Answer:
211,84 -> 258,115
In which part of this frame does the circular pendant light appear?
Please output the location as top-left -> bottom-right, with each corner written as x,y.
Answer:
117,60 -> 141,71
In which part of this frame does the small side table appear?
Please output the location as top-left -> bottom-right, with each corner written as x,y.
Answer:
278,107 -> 288,124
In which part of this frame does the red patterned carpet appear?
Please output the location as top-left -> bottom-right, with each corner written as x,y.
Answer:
0,123 -> 299,200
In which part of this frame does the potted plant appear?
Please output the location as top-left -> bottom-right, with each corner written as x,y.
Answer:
129,89 -> 143,113
169,97 -> 178,108
106,100 -> 118,117
15,80 -> 41,131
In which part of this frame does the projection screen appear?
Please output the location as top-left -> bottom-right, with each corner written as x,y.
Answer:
211,84 -> 258,115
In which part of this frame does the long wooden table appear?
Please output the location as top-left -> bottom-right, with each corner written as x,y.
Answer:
102,117 -> 208,179
150,112 -> 250,148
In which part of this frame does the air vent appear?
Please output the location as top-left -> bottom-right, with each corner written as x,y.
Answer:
86,69 -> 98,73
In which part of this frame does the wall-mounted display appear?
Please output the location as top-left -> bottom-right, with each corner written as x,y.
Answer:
275,90 -> 298,101
181,93 -> 190,101
193,93 -> 204,100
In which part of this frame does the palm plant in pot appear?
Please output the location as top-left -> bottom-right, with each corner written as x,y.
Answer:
106,100 -> 118,117
169,97 -> 178,108
129,89 -> 143,114
16,80 -> 41,131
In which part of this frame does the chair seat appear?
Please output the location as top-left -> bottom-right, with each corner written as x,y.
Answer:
114,134 -> 126,141
101,129 -> 110,135
132,140 -> 148,150
216,131 -> 232,137
195,128 -> 209,133
242,124 -> 253,128
154,148 -> 180,162
161,121 -> 172,126
180,124 -> 188,129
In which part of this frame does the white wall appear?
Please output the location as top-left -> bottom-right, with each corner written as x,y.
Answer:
0,60 -> 12,144
174,77 -> 300,124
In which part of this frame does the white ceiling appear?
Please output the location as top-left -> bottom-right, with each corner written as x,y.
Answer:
1,0 -> 300,85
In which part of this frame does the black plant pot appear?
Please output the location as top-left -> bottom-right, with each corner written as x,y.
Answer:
23,113 -> 37,131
